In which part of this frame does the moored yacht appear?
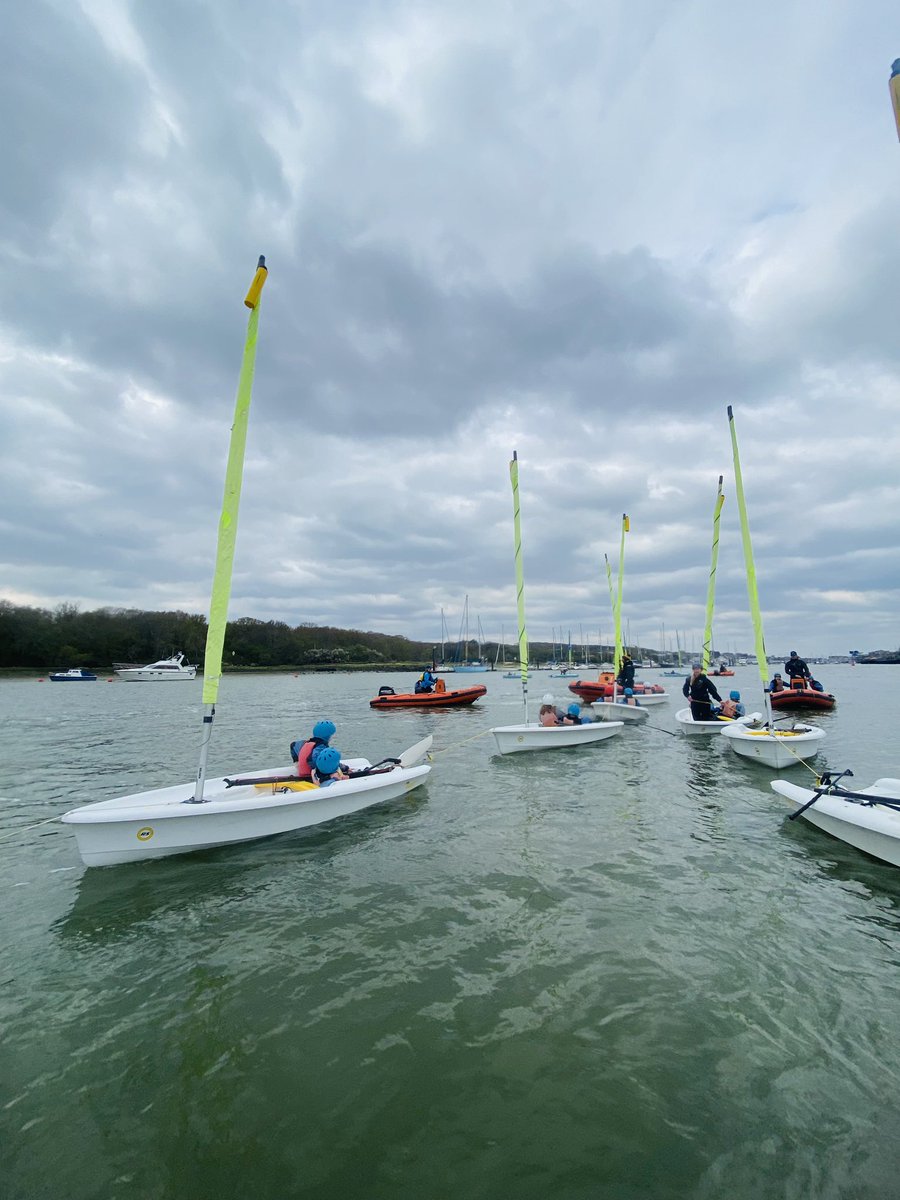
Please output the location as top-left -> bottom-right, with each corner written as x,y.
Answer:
114,652 -> 197,681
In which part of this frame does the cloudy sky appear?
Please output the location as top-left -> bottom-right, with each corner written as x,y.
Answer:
2,0 -> 899,657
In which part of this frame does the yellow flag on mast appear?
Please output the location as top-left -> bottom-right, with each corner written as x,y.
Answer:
201,257 -> 268,706
701,477 -> 725,673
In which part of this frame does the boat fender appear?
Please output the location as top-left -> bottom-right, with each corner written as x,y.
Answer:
378,685 -> 396,696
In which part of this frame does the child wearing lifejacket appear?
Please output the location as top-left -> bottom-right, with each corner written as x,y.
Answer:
539,703 -> 561,726
619,688 -> 640,706
292,720 -> 340,779
312,747 -> 346,787
719,690 -> 744,719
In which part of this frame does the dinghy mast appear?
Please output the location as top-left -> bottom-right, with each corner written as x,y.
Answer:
192,257 -> 268,804
727,406 -> 773,727
510,451 -> 529,722
701,476 -> 725,673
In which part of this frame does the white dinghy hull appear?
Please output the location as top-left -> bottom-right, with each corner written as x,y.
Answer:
491,721 -> 624,755
721,715 -> 825,768
589,702 -> 649,724
629,692 -> 668,707
676,707 -> 732,735
771,778 -> 900,868
62,750 -> 431,867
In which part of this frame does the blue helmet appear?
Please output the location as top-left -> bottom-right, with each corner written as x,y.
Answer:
313,720 -> 336,741
567,703 -> 580,716
315,747 -> 342,776
624,688 -> 634,695
730,690 -> 740,700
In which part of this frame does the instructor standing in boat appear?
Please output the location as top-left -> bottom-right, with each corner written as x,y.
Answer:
682,663 -> 722,722
784,650 -> 811,680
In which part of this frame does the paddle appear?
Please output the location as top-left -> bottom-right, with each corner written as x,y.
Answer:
788,769 -> 853,821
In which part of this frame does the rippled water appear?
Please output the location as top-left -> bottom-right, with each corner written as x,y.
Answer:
3,667 -> 900,1199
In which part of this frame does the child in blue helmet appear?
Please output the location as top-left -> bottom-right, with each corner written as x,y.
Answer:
563,703 -> 585,725
293,720 -> 341,779
312,747 -> 345,787
619,687 -> 640,706
721,689 -> 744,718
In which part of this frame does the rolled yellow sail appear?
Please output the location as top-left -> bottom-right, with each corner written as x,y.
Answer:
701,476 -> 725,673
614,513 -> 628,673
727,407 -> 769,688
202,258 -> 268,706
510,451 -> 529,699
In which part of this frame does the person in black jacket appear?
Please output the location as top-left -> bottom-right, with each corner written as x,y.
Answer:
784,651 -> 811,680
617,653 -> 635,691
682,663 -> 722,721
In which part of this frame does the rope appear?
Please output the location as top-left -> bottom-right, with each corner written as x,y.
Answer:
427,727 -> 497,759
0,815 -> 61,843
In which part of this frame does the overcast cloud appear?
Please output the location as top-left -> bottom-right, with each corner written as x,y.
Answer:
1,0 -> 899,657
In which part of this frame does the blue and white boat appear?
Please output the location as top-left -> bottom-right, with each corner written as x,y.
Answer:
49,668 -> 97,682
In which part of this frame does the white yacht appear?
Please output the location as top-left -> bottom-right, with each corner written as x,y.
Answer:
114,652 -> 197,681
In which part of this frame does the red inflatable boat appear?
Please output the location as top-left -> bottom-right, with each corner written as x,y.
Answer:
769,679 -> 836,712
370,682 -> 487,709
568,671 -> 666,704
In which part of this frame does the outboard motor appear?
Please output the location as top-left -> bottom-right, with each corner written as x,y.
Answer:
378,685 -> 396,696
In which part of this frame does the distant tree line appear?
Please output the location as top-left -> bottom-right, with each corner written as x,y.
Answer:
0,602 -> 435,670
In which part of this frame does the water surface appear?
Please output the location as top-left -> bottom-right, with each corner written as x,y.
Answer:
2,667 -> 899,1199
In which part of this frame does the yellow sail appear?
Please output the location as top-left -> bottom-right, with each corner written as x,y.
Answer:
727,407 -> 769,688
614,514 -> 628,673
509,451 -> 529,715
603,554 -> 614,673
701,476 -> 725,672
201,258 -> 268,706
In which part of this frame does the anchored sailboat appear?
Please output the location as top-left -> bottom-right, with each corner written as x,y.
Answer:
720,406 -> 824,768
491,452 -> 624,753
62,259 -> 431,866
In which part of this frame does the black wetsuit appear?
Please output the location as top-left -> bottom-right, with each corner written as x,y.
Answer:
785,656 -> 811,680
682,673 -> 722,721
617,659 -> 635,690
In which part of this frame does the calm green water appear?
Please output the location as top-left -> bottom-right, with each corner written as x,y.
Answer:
3,667 -> 900,1200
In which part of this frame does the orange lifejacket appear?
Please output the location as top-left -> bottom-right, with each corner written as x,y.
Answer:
296,738 -> 325,779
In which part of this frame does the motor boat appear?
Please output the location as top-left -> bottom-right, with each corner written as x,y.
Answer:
49,668 -> 97,682
769,678 -> 836,712
370,682 -> 486,709
114,653 -> 197,681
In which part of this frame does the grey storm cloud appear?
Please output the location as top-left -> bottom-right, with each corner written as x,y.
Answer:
1,0 -> 899,656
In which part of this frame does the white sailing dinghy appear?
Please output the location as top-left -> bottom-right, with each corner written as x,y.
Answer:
491,452 -> 624,755
719,406 -> 825,769
62,259 -> 431,866
771,773 -> 900,868
589,701 -> 649,724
